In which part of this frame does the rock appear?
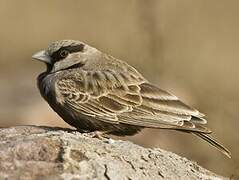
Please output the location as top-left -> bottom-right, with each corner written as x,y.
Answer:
0,126 -> 227,180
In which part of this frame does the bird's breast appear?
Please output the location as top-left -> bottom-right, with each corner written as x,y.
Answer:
37,72 -> 57,104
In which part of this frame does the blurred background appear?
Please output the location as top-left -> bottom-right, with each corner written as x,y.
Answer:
0,0 -> 238,177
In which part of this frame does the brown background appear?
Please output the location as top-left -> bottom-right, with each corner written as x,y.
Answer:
0,0 -> 238,177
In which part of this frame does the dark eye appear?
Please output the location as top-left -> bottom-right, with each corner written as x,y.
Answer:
59,49 -> 69,58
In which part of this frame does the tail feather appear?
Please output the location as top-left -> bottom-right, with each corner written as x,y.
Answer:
193,132 -> 231,158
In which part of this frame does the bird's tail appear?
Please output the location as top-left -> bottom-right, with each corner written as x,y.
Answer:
193,132 -> 231,158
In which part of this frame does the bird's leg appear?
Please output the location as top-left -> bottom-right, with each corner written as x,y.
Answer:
85,130 -> 115,144
91,131 -> 116,144
76,129 -> 112,139
86,130 -> 110,139
76,128 -> 89,133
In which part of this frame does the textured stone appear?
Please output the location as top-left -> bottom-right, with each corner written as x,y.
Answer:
0,126 -> 227,180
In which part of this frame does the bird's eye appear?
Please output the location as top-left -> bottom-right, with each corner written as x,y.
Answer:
59,49 -> 69,58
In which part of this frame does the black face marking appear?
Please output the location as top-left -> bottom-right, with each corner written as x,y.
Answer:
62,62 -> 85,71
59,49 -> 69,59
51,44 -> 85,62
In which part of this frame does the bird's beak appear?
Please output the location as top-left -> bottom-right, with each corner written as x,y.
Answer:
32,50 -> 51,64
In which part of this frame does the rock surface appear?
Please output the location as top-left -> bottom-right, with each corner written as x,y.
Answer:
0,126 -> 227,180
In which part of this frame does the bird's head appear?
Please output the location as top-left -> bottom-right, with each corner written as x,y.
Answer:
32,40 -> 100,73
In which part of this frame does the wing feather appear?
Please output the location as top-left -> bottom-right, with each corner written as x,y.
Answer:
56,69 -> 209,133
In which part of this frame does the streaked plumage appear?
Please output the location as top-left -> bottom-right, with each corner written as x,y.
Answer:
33,40 -> 231,158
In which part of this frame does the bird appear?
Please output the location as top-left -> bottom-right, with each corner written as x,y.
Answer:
32,39 -> 231,158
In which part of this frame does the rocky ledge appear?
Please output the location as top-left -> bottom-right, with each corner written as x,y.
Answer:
0,126 -> 227,180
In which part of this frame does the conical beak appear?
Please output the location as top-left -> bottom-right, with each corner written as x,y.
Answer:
32,50 -> 51,64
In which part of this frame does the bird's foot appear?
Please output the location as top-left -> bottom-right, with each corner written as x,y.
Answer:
84,131 -> 115,144
85,131 -> 108,139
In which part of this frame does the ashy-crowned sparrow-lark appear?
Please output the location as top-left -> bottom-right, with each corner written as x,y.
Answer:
33,40 -> 230,158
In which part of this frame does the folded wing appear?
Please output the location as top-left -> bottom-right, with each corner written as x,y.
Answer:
56,69 -> 210,133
